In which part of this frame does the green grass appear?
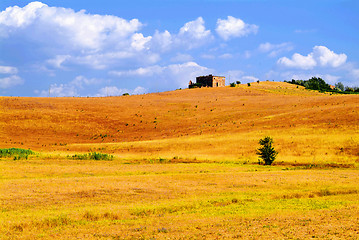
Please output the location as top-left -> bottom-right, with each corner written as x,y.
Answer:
0,148 -> 35,160
68,152 -> 114,160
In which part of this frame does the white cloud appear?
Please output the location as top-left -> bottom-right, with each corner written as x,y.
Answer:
0,75 -> 23,89
95,86 -> 147,97
111,61 -> 210,89
0,2 -> 142,50
277,71 -> 341,84
0,65 -> 18,74
216,16 -> 258,40
258,42 -> 293,57
241,76 -> 259,82
110,65 -> 163,77
46,55 -> 71,69
39,75 -> 102,97
179,17 -> 210,40
151,30 -> 172,52
176,17 -> 212,49
131,33 -> 152,51
46,83 -> 78,97
351,68 -> 359,80
277,46 -> 347,70
312,46 -> 347,68
277,53 -> 317,70
0,2 -> 46,29
71,75 -> 101,88
219,53 -> 233,59
1,2 -> 153,71
226,70 -> 258,83
170,53 -> 194,63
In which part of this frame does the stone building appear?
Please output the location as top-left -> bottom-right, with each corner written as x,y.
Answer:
189,74 -> 226,88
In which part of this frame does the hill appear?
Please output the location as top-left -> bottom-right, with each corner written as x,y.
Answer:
1,81 -> 358,164
1,81 -> 359,239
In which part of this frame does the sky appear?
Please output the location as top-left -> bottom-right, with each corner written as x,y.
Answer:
0,0 -> 358,97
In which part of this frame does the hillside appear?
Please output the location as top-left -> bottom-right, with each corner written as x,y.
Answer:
1,81 -> 359,239
1,81 -> 358,163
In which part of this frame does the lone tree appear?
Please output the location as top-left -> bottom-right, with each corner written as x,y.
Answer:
256,136 -> 278,165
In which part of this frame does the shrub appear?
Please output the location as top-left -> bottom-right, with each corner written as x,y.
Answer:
247,83 -> 251,87
236,81 -> 241,84
229,82 -> 236,87
256,136 -> 278,165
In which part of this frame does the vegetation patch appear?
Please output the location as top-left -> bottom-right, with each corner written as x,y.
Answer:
69,152 -> 114,160
286,77 -> 359,94
0,148 -> 35,160
277,162 -> 355,169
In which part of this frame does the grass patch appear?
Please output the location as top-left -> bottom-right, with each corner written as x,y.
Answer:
68,152 -> 114,161
0,148 -> 35,160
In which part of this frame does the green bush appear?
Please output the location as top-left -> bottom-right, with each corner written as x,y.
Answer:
256,137 -> 278,165
0,148 -> 35,160
229,82 -> 236,87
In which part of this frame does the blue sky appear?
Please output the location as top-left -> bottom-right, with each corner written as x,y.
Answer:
0,0 -> 358,96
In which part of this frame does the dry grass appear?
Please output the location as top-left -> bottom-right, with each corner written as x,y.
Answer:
1,159 -> 359,239
1,82 -> 359,239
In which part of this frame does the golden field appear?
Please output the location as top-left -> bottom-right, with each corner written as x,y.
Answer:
0,81 -> 359,239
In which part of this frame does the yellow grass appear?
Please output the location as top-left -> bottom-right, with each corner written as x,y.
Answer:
1,82 -> 359,239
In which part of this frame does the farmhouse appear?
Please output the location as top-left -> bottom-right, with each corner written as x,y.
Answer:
189,74 -> 226,88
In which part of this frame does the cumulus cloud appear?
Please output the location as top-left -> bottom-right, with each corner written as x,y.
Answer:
277,53 -> 317,70
258,42 -> 294,57
131,33 -> 152,51
277,46 -> 347,70
0,2 -> 142,50
216,16 -> 258,40
312,46 -> 347,68
0,1 -> 155,71
179,17 -> 211,40
176,17 -> 212,49
151,30 -> 172,52
0,75 -> 23,89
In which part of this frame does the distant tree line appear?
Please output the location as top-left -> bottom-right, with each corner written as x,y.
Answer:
285,77 -> 359,94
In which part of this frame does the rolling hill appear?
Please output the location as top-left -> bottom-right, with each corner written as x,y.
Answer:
1,81 -> 358,164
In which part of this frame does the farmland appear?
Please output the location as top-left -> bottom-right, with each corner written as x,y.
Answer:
0,81 -> 359,239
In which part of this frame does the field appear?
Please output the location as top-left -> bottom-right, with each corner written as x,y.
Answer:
0,81 -> 358,239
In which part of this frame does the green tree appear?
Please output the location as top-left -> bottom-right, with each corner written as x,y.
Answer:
304,77 -> 331,91
335,82 -> 344,91
256,136 -> 278,165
